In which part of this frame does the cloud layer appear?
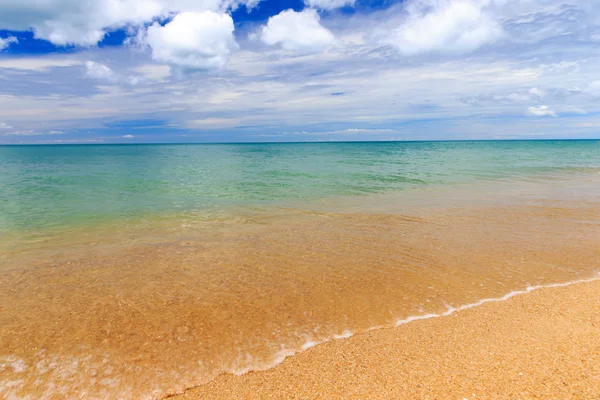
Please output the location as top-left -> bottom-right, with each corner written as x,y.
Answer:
0,0 -> 257,46
1,0 -> 600,142
304,0 -> 356,10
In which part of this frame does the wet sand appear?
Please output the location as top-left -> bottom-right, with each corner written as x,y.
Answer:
2,176 -> 599,398
175,278 -> 600,399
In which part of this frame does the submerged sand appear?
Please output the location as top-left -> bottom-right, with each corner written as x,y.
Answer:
1,175 -> 599,398
175,279 -> 600,399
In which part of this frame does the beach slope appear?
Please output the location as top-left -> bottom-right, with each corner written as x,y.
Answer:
174,279 -> 600,399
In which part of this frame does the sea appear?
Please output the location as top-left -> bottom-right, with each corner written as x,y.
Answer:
1,140 -> 599,398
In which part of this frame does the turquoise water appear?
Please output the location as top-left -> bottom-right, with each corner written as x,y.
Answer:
1,140 -> 599,236
2,140 -> 600,400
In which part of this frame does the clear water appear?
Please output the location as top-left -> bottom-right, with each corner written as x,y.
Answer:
1,140 -> 600,399
1,140 -> 599,237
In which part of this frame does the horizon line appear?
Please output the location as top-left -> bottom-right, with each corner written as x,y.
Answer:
1,138 -> 600,146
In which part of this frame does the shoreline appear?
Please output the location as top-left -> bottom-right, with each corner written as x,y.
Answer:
172,275 -> 600,399
2,196 -> 599,399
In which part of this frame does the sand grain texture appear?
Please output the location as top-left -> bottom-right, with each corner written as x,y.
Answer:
175,280 -> 600,399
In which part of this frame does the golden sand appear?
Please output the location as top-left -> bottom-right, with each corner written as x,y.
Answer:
175,279 -> 600,399
1,177 -> 599,398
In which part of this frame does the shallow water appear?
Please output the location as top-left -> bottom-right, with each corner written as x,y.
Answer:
1,141 -> 600,398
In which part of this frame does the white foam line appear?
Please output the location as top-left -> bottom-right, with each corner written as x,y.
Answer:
394,273 -> 600,327
333,330 -> 353,340
179,273 -> 600,398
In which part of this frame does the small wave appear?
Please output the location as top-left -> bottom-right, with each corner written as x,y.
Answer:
5,275 -> 599,400
184,272 -> 600,398
394,273 -> 600,327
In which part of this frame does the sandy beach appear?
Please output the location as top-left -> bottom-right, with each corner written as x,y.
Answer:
3,0 -> 600,395
174,278 -> 600,399
2,166 -> 599,399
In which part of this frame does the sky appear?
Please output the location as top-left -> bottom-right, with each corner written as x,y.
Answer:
0,0 -> 599,144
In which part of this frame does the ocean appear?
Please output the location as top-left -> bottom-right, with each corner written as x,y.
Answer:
1,140 -> 599,398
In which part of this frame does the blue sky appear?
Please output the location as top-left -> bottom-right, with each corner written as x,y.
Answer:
0,0 -> 599,143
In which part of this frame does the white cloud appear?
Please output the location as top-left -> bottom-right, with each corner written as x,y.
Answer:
0,0 -> 160,46
344,128 -> 394,133
528,87 -> 545,99
572,122 -> 600,128
261,9 -> 336,53
304,0 -> 355,10
0,36 -> 18,50
0,57 -> 81,71
527,105 -> 557,117
4,130 -> 37,136
85,61 -> 116,80
0,0 -> 258,46
84,60 -> 147,85
3,129 -> 64,136
0,121 -> 13,129
386,0 -> 504,55
461,85 -> 554,106
587,80 -> 600,96
138,11 -> 237,72
4,0 -> 600,143
187,118 -> 240,128
123,134 -> 135,138
134,64 -> 171,81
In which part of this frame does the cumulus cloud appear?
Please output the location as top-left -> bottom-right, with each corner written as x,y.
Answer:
527,105 -> 557,117
261,9 -> 336,53
138,11 -> 237,72
4,0 -> 600,143
386,0 -> 504,55
304,0 -> 356,10
0,0 -> 257,46
0,121 -> 13,129
0,36 -> 18,50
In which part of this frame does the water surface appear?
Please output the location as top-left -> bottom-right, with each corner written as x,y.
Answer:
1,141 -> 599,399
